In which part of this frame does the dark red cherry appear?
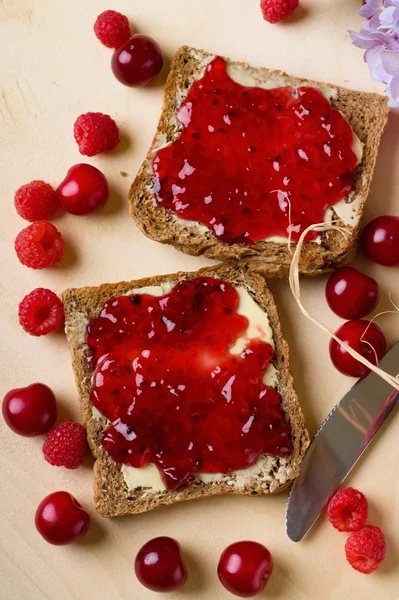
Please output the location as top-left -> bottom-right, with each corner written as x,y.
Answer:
326,267 -> 379,319
2,383 -> 57,436
111,34 -> 163,87
56,164 -> 109,215
218,541 -> 273,597
35,491 -> 90,545
134,536 -> 188,592
361,216 -> 399,266
329,320 -> 386,378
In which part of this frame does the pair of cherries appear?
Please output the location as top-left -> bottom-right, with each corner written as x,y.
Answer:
326,215 -> 399,378
327,266 -> 384,377
135,536 -> 273,597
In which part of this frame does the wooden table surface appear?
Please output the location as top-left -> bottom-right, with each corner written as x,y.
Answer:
1,1 -> 398,598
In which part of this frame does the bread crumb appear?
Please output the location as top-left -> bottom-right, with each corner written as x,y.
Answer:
120,171 -> 128,177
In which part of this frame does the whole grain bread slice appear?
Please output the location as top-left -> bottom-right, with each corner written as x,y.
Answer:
129,46 -> 390,279
62,263 -> 309,517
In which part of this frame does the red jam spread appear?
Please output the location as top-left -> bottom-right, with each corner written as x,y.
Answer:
152,57 -> 358,245
86,278 -> 291,489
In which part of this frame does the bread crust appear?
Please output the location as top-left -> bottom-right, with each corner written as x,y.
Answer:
62,263 -> 309,517
129,46 -> 390,279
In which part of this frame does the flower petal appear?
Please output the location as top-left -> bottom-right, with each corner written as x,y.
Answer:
388,73 -> 399,100
349,30 -> 375,50
387,96 -> 399,107
359,0 -> 383,18
379,5 -> 397,27
365,47 -> 390,82
369,12 -> 384,29
381,50 -> 399,75
349,29 -> 394,49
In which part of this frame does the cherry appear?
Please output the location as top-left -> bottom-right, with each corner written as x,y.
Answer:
111,34 -> 163,87
2,383 -> 57,436
361,216 -> 399,266
218,541 -> 273,598
35,491 -> 90,545
326,267 -> 379,320
56,164 -> 109,215
329,320 -> 386,378
134,536 -> 188,592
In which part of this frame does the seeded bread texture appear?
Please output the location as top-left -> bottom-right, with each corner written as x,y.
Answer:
62,263 -> 309,517
129,46 -> 390,279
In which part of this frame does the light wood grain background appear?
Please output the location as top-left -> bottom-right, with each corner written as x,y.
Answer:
0,1 -> 398,598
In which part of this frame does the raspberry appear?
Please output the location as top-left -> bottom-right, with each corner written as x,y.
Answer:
345,526 -> 386,574
18,288 -> 64,336
43,421 -> 88,469
74,112 -> 120,156
15,221 -> 64,269
328,487 -> 368,532
14,181 -> 59,222
260,0 -> 299,23
94,10 -> 131,49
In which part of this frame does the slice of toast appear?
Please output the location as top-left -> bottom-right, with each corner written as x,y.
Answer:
62,264 -> 309,517
129,46 -> 390,279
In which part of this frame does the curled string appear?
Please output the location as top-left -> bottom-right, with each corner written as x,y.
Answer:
288,221 -> 399,391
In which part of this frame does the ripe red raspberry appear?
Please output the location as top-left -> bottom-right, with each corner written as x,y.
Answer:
328,487 -> 368,532
345,526 -> 386,574
15,221 -> 64,269
43,421 -> 88,469
261,0 -> 299,23
74,112 -> 120,156
94,10 -> 131,49
14,181 -> 59,222
18,288 -> 64,336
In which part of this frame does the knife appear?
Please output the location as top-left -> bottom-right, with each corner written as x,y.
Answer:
286,340 -> 399,542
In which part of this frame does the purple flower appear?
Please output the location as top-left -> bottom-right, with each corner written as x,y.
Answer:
350,0 -> 399,107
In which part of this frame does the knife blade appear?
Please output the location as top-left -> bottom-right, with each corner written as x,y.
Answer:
286,340 -> 399,542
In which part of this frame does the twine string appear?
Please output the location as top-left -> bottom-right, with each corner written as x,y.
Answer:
288,221 -> 399,391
